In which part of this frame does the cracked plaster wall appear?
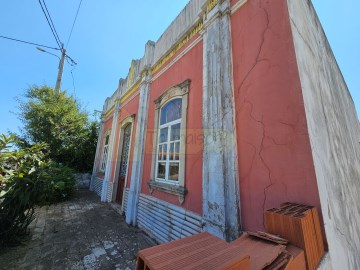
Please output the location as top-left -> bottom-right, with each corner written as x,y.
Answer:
141,40 -> 204,216
288,0 -> 360,269
231,0 -> 322,232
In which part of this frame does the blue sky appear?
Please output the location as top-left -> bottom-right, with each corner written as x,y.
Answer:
0,1 -> 359,136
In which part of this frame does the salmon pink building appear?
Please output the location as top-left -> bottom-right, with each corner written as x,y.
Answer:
90,0 -> 360,268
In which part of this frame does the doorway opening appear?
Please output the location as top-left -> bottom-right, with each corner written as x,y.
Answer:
115,123 -> 132,204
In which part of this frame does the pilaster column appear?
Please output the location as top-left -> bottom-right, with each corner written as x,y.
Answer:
201,0 -> 241,241
125,71 -> 151,225
90,117 -> 105,191
101,102 -> 121,202
126,41 -> 154,225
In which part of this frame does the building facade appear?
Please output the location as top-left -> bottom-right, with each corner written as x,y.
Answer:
90,0 -> 360,269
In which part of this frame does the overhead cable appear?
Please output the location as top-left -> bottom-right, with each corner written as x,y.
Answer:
41,0 -> 62,46
38,0 -> 62,49
66,0 -> 83,48
0,35 -> 61,50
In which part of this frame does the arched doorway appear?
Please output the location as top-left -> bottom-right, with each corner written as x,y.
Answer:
115,123 -> 132,204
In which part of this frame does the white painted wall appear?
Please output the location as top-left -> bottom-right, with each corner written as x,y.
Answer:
288,1 -> 360,269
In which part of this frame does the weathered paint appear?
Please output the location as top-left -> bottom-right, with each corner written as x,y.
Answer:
201,0 -> 241,241
110,95 -> 140,186
91,2 -> 360,265
118,97 -> 140,190
126,76 -> 152,225
93,116 -> 113,181
90,118 -> 105,192
101,103 -> 120,202
137,193 -> 202,243
288,0 -> 360,268
231,0 -> 322,232
141,40 -> 203,216
152,0 -> 206,68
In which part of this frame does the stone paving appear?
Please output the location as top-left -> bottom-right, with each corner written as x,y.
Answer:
0,190 -> 156,270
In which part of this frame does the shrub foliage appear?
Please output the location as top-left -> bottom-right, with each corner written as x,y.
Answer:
0,134 -> 75,247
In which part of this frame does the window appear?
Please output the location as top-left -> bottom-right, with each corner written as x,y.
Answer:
156,99 -> 182,182
148,79 -> 190,204
100,134 -> 110,172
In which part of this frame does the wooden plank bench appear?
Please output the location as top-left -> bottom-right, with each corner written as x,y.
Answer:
136,232 -> 250,270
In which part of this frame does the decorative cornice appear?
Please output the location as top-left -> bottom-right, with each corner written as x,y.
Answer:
151,21 -> 203,75
103,0 -> 247,115
151,0 -> 223,76
206,0 -> 218,14
104,104 -> 115,119
127,60 -> 136,87
119,79 -> 141,104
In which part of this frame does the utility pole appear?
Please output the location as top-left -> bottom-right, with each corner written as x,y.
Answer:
37,44 -> 76,93
55,44 -> 66,94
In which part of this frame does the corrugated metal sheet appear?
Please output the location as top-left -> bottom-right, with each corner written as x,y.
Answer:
122,188 -> 129,214
92,177 -> 103,197
106,182 -> 113,202
137,193 -> 202,243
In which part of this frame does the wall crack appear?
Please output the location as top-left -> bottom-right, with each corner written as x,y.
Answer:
236,4 -> 270,95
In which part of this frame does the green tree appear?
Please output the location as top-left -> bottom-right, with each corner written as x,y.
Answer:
17,86 -> 98,172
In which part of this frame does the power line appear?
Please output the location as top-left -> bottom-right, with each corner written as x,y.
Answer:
0,35 -> 61,50
66,0 -> 83,49
38,0 -> 62,49
41,0 -> 62,46
70,67 -> 76,97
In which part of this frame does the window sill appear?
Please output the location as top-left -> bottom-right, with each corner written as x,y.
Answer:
147,180 -> 187,204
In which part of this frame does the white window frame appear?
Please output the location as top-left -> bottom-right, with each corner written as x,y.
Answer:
149,79 -> 190,204
100,133 -> 110,172
155,106 -> 182,184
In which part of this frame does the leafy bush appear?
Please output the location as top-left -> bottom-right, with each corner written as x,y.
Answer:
0,134 -> 75,247
38,162 -> 75,204
17,86 -> 98,172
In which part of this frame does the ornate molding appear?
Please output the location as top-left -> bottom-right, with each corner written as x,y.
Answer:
151,21 -> 203,74
115,102 -> 121,112
120,114 -> 136,127
206,0 -> 218,14
103,104 -> 115,119
127,60 -> 136,87
151,0 -> 228,75
154,79 -> 191,109
147,180 -> 187,204
119,79 -> 141,104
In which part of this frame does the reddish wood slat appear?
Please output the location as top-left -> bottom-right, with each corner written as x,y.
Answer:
136,232 -> 250,270
230,233 -> 286,270
247,231 -> 288,245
